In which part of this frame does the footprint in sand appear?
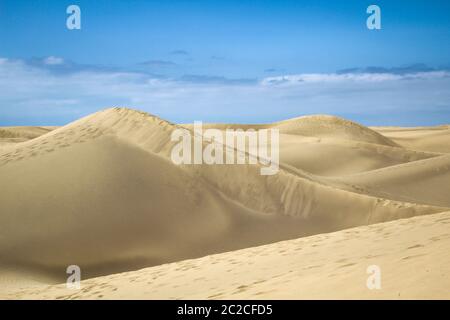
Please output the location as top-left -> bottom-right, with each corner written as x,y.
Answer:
401,254 -> 426,261
407,244 -> 424,249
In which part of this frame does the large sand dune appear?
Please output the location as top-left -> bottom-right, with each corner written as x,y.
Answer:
0,107 -> 449,299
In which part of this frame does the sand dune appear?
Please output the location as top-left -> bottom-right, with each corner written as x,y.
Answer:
0,126 -> 56,147
271,134 -> 437,176
5,211 -> 450,300
373,126 -> 450,153
330,154 -> 450,207
0,126 -> 55,139
0,107 -> 449,299
191,117 -> 439,177
274,115 -> 400,147
198,115 -> 399,147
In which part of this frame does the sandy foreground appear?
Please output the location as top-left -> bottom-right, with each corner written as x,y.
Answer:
0,107 -> 449,299
3,211 -> 450,299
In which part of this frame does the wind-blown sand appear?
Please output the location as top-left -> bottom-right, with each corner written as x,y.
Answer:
0,107 -> 449,299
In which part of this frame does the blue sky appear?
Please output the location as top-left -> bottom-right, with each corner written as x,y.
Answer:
0,0 -> 450,125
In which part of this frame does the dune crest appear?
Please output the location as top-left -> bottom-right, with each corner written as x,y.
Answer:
273,114 -> 399,147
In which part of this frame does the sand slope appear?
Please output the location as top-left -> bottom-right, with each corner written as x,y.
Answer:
330,154 -> 450,207
190,118 -> 440,177
373,126 -> 450,153
5,211 -> 449,300
0,108 -> 449,298
274,134 -> 437,176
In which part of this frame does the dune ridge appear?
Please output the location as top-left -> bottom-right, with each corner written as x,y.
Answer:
0,107 -> 449,294
328,154 -> 450,207
273,115 -> 400,147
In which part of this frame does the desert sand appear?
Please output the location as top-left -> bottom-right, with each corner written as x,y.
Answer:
4,211 -> 450,300
0,107 -> 449,299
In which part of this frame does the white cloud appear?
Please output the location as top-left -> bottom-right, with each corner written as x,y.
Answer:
261,71 -> 450,85
43,56 -> 65,65
0,57 -> 449,126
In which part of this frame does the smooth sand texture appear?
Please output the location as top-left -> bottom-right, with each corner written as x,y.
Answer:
0,108 -> 449,299
4,211 -> 450,299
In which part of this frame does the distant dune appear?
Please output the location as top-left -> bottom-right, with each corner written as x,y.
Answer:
0,126 -> 56,147
374,126 -> 450,153
274,115 -> 400,147
0,107 -> 449,299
